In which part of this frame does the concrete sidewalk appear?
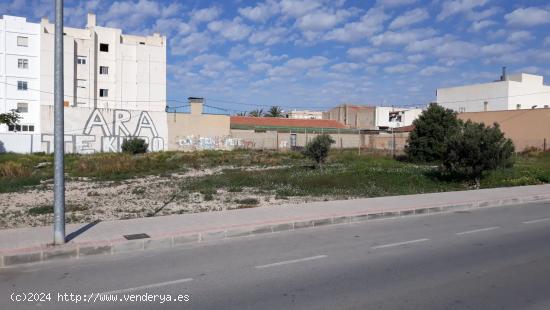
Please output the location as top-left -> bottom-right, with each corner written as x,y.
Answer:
1,184 -> 550,267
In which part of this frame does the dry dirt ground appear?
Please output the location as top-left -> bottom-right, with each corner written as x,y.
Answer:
0,166 -> 327,229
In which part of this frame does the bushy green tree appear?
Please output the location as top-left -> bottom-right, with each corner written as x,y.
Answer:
0,111 -> 20,126
406,103 -> 461,162
304,134 -> 335,168
442,121 -> 514,188
248,109 -> 264,117
121,138 -> 148,154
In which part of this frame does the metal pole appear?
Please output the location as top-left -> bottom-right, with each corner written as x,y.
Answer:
53,0 -> 66,245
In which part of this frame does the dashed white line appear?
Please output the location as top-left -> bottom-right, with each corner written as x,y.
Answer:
371,238 -> 429,249
255,255 -> 327,269
456,226 -> 500,236
523,217 -> 550,224
99,277 -> 194,295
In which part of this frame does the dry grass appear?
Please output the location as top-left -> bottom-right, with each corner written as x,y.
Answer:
0,161 -> 32,178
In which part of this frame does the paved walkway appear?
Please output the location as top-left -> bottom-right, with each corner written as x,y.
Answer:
1,184 -> 550,266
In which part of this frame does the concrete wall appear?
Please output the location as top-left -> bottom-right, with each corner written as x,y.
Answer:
375,107 -> 423,129
40,106 -> 167,153
458,108 -> 550,151
0,133 -> 40,153
367,133 -> 409,151
167,112 -> 233,151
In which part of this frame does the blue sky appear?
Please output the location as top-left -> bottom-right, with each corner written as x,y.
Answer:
2,0 -> 550,113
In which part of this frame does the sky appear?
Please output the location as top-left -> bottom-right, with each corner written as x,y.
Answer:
2,0 -> 550,113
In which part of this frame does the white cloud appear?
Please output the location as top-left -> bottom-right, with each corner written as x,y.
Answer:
248,63 -> 273,72
330,62 -> 361,73
505,7 -> 550,27
249,27 -> 288,45
324,8 -> 389,42
480,43 -> 520,56
367,52 -> 400,64
419,65 -> 449,76
191,7 -> 222,24
153,18 -> 192,36
208,18 -> 252,41
347,46 -> 376,58
384,64 -> 417,74
371,28 -> 436,46
389,8 -> 429,29
433,40 -> 478,58
295,9 -> 351,31
239,0 -> 280,22
279,0 -> 322,18
268,56 -> 329,77
406,36 -> 451,53
469,19 -> 496,32
103,0 -> 165,29
544,37 -> 550,47
507,31 -> 534,43
407,54 -> 425,63
376,0 -> 417,7
171,32 -> 211,55
437,0 -> 489,21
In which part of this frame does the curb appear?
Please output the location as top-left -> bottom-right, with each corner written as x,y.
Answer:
2,194 -> 549,268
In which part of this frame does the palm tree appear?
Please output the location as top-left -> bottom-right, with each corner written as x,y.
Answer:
265,106 -> 283,117
235,111 -> 247,116
248,109 -> 264,117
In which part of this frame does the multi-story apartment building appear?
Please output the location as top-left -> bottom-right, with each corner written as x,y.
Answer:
0,15 -> 41,145
39,14 -> 166,112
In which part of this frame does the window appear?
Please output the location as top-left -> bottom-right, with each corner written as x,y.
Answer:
18,59 -> 29,69
99,89 -> 109,97
483,101 -> 488,111
77,79 -> 87,88
17,36 -> 28,47
77,56 -> 87,65
459,107 -> 466,113
99,66 -> 109,75
8,124 -> 34,132
516,104 -> 521,110
17,102 -> 28,113
139,42 -> 145,45
99,43 -> 109,52
17,81 -> 28,91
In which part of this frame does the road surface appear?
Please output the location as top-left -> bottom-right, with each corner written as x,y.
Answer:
2,201 -> 550,309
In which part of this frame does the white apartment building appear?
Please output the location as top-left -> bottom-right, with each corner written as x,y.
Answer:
375,107 -> 423,130
39,14 -> 166,111
286,109 -> 323,120
436,71 -> 550,113
0,15 -> 41,152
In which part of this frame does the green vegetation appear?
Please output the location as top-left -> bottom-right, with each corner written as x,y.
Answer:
406,103 -> 461,162
304,134 -> 335,168
182,151 -> 550,199
442,121 -> 515,188
121,138 -> 148,154
0,150 -> 306,193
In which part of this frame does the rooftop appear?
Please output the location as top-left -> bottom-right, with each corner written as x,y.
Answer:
230,116 -> 346,129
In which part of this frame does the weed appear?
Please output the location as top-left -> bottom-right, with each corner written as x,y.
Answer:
235,198 -> 259,205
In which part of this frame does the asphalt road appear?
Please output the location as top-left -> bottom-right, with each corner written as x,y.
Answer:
2,202 -> 550,310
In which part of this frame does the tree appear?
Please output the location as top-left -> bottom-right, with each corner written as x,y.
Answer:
442,121 -> 514,188
235,111 -> 247,116
121,138 -> 148,154
304,134 -> 335,168
248,109 -> 264,117
406,103 -> 461,162
265,106 -> 283,117
0,111 -> 20,126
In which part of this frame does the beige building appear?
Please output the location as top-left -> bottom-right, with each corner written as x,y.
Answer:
286,109 -> 323,120
458,109 -> 550,151
323,104 -> 377,129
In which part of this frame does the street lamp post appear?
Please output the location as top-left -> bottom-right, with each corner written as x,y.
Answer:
53,0 -> 65,245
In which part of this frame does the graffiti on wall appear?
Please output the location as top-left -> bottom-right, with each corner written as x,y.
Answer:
41,109 -> 165,153
177,135 -> 243,150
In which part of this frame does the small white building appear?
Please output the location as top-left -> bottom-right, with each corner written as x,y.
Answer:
0,15 -> 41,152
375,107 -> 423,130
436,71 -> 550,113
286,109 -> 323,120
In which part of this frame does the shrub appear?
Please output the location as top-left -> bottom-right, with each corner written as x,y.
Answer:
304,134 -> 335,167
406,103 -> 462,162
442,121 -> 515,188
121,138 -> 148,154
0,161 -> 32,178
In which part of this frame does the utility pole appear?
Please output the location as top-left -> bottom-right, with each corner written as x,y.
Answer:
53,0 -> 66,245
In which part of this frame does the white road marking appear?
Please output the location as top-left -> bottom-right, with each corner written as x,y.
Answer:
255,255 -> 327,269
371,238 -> 429,249
99,277 -> 193,295
523,217 -> 550,224
456,226 -> 500,236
